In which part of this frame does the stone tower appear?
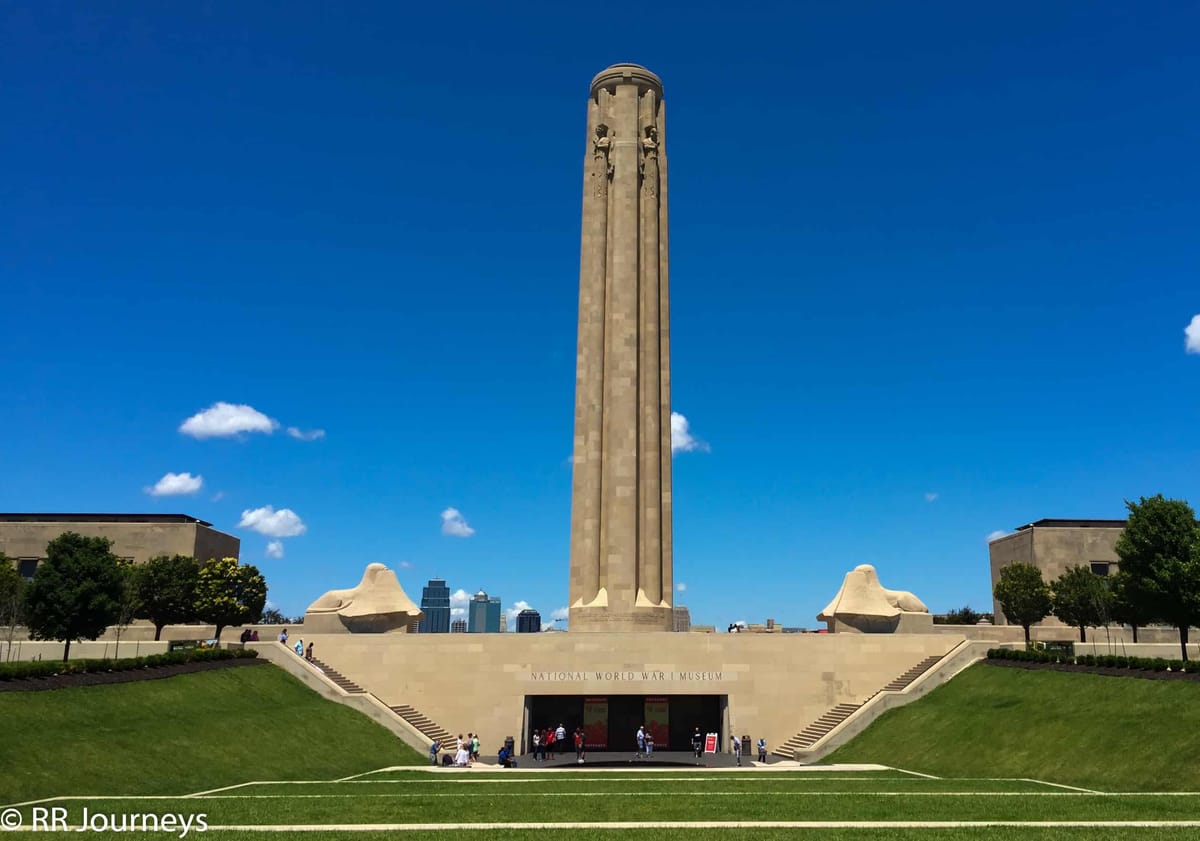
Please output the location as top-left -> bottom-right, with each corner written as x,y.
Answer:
568,64 -> 672,632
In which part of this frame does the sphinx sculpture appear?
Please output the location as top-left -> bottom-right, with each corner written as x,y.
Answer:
304,563 -> 424,634
817,564 -> 931,634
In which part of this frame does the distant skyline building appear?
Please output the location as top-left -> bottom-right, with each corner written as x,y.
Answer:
418,577 -> 451,634
672,605 -> 691,632
450,618 -> 467,633
516,609 -> 541,633
468,590 -> 501,633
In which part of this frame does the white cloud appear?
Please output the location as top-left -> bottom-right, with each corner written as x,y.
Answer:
210,491 -> 225,502
505,600 -> 533,625
265,540 -> 284,559
180,402 -> 279,439
146,472 -> 203,496
925,492 -> 939,503
441,507 -> 475,537
449,589 -> 471,617
397,560 -> 413,569
671,412 -> 710,454
550,607 -> 569,621
287,427 -> 326,441
1186,315 -> 1200,354
239,505 -> 307,538
676,582 -> 687,592
987,530 -> 1011,543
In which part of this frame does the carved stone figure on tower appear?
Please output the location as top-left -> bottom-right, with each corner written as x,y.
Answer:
641,124 -> 659,196
592,123 -> 612,197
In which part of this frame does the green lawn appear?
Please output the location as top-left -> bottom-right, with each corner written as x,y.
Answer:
0,663 -> 422,803
826,663 -> 1200,790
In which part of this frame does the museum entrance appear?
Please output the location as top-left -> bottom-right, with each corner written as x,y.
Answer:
525,694 -> 723,753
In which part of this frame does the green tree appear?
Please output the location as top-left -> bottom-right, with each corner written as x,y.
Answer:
0,554 -> 26,660
194,557 -> 267,642
993,562 -> 1052,646
111,559 -> 142,658
939,605 -> 982,625
1109,569 -> 1154,644
1051,566 -> 1113,642
135,554 -> 200,640
1114,495 -> 1200,662
260,606 -> 291,625
24,533 -> 124,661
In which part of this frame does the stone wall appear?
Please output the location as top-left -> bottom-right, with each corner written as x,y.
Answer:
297,631 -> 962,754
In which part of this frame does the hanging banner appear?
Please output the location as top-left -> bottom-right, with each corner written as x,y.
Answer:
583,697 -> 608,749
644,696 -> 670,750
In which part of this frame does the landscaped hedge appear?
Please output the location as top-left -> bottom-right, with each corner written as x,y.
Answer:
987,647 -> 1185,672
0,647 -> 258,681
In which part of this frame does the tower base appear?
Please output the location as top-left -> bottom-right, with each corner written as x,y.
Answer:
570,604 -> 673,632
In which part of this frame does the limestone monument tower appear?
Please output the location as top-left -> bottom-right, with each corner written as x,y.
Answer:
569,64 -> 673,632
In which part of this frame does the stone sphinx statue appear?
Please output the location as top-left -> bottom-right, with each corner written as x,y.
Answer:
304,563 -> 424,634
817,564 -> 931,634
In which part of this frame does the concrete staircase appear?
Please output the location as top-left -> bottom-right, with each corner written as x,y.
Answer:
774,654 -> 943,758
390,703 -> 453,746
309,658 -> 365,694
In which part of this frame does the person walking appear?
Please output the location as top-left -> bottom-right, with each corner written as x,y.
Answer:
532,730 -> 541,762
692,727 -> 704,764
574,728 -> 585,763
731,734 -> 742,767
305,642 -> 314,662
645,728 -> 654,755
429,739 -> 440,766
635,725 -> 646,760
757,737 -> 767,763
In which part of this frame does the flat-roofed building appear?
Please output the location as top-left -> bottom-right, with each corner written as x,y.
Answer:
988,518 -> 1125,629
0,513 -> 240,579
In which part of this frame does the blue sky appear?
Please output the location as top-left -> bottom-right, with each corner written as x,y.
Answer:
3,1 -> 1198,628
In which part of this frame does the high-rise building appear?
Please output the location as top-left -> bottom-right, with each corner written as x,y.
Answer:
671,605 -> 691,632
468,590 -> 501,633
499,612 -> 507,633
516,609 -> 542,633
568,64 -> 673,632
418,578 -> 451,634
450,619 -> 467,633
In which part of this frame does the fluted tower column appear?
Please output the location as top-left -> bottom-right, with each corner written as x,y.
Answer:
569,64 -> 673,632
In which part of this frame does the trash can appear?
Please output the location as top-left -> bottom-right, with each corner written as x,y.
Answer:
741,734 -> 751,756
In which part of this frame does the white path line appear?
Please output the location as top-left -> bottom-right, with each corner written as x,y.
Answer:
887,766 -> 942,780
13,791 -> 1197,806
334,766 -> 405,782
180,791 -> 1200,799
197,821 -> 1200,831
322,775 -> 924,785
1014,778 -> 1101,794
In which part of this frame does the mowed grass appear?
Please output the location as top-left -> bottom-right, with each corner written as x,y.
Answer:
0,663 -> 422,803
96,832 -> 1199,841
826,663 -> 1200,791
8,772 -> 1200,841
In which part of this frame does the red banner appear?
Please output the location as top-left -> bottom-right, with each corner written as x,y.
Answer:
644,696 -> 669,749
583,697 -> 608,749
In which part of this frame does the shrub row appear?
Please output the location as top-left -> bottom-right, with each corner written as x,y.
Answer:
0,647 -> 258,681
987,647 -> 1186,672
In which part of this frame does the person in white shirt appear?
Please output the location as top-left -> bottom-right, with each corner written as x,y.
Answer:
731,734 -> 742,766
